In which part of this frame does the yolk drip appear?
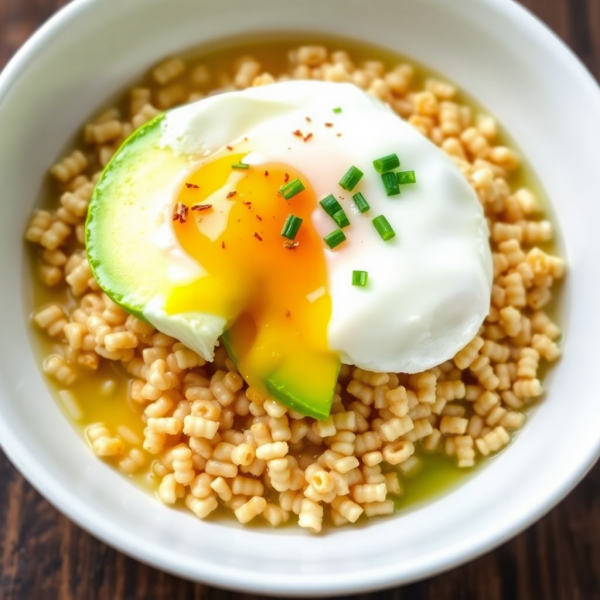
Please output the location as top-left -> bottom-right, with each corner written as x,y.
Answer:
168,153 -> 340,415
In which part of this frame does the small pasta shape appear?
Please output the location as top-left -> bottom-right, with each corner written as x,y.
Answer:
453,336 -> 484,370
531,334 -> 561,362
298,498 -> 324,533
475,426 -> 510,456
50,150 -> 87,182
153,57 -> 186,85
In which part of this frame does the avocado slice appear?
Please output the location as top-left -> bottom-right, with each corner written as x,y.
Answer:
222,332 -> 339,420
86,114 -> 188,320
265,352 -> 340,420
86,113 -> 339,419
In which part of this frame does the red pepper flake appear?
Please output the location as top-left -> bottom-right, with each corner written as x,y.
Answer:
226,145 -> 233,150
264,170 -> 269,177
283,240 -> 299,249
254,232 -> 263,241
285,309 -> 291,317
324,122 -> 333,127
191,203 -> 212,212
243,201 -> 252,206
277,191 -> 282,197
303,133 -> 313,142
336,133 -> 342,137
256,215 -> 262,221
185,183 -> 199,189
172,203 -> 188,222
226,191 -> 237,199
221,241 -> 226,249
305,116 -> 312,123
284,173 -> 290,183
292,129 -> 303,137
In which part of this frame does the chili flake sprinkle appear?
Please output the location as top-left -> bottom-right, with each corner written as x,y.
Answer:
226,145 -> 233,150
283,240 -> 299,249
325,122 -> 333,127
221,241 -> 226,249
264,170 -> 269,177
185,183 -> 199,189
256,215 -> 263,221
304,133 -> 313,142
226,191 -> 237,199
254,232 -> 263,241
191,203 -> 212,212
305,116 -> 312,123
285,310 -> 291,317
172,203 -> 188,222
284,173 -> 290,183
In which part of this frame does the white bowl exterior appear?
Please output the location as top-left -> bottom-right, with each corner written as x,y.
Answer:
0,0 -> 599,595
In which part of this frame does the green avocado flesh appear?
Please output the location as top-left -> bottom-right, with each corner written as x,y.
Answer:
86,114 -> 185,320
222,333 -> 338,420
85,114 -> 338,419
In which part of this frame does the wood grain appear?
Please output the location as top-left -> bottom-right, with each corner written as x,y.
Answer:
1,0 -> 599,598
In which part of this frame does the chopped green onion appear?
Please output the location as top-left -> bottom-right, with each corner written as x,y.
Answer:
381,172 -> 400,197
372,215 -> 396,241
352,270 -> 368,287
231,162 -> 249,170
324,229 -> 346,249
281,214 -> 303,240
319,194 -> 343,217
333,107 -> 342,114
373,153 -> 400,173
339,166 -> 364,191
397,170 -> 417,184
333,210 -> 350,228
320,194 -> 350,228
352,192 -> 370,214
280,178 -> 305,199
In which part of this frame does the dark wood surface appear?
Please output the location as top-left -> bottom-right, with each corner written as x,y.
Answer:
1,0 -> 600,598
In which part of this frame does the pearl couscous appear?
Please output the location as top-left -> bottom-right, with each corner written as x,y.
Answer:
26,41 -> 565,532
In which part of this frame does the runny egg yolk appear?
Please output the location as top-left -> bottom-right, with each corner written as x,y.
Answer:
168,153 -> 340,407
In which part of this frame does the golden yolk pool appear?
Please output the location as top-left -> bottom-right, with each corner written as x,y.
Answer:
168,153 -> 340,409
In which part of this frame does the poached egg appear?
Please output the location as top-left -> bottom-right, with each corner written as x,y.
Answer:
143,81 -> 492,398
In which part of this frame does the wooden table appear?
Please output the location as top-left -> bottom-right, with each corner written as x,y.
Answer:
1,1 -> 599,598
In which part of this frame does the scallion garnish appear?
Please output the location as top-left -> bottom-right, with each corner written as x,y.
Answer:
333,107 -> 342,114
352,192 -> 370,214
231,162 -> 249,170
281,214 -> 303,240
381,172 -> 400,197
339,166 -> 364,191
280,178 -> 305,199
319,195 -> 350,227
320,194 -> 343,217
373,153 -> 400,173
372,215 -> 396,241
333,210 -> 350,228
352,270 -> 368,287
324,229 -> 346,249
397,170 -> 417,184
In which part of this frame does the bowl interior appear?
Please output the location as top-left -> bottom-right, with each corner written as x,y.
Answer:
1,0 -> 600,595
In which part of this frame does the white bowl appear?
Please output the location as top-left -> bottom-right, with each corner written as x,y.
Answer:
1,0 -> 600,595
